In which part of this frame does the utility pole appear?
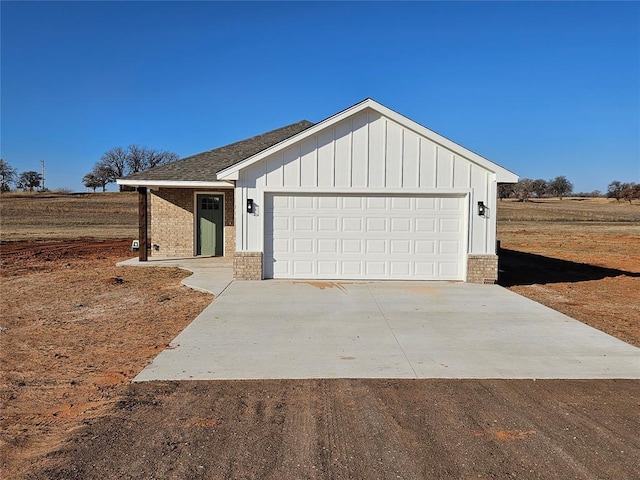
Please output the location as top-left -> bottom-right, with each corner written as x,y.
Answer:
41,159 -> 46,192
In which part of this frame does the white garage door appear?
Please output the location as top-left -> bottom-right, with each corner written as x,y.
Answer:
264,194 -> 466,280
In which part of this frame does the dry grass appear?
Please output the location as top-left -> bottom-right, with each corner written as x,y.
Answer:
497,198 -> 640,268
0,192 -> 138,242
497,197 -> 640,223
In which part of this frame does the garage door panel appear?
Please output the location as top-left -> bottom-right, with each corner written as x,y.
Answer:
391,217 -> 411,232
342,239 -> 363,254
293,238 -> 314,253
390,239 -> 411,254
440,197 -> 461,210
416,197 -> 436,210
265,194 -> 465,280
318,261 -> 338,275
342,218 -> 363,232
272,259 -> 290,276
272,216 -> 290,232
390,262 -> 411,275
391,197 -> 411,209
272,238 -> 290,253
366,239 -> 387,254
416,218 -> 436,233
439,240 -> 461,254
318,196 -> 339,209
342,261 -> 362,275
439,262 -> 461,277
294,196 -> 313,208
318,217 -> 339,231
343,197 -> 363,209
293,261 -> 314,275
366,197 -> 386,209
415,262 -> 435,276
318,239 -> 338,253
439,218 -> 462,233
272,195 -> 290,209
293,217 -> 314,231
366,217 -> 387,231
366,262 -> 386,276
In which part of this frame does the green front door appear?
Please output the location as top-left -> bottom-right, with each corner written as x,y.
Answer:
197,194 -> 223,256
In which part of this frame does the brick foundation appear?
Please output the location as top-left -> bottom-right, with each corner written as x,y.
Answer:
233,252 -> 263,280
466,254 -> 498,284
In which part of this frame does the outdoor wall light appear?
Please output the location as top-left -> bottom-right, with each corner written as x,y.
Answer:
477,201 -> 487,217
247,198 -> 255,214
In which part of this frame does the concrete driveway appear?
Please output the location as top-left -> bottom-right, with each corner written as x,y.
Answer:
134,280 -> 639,380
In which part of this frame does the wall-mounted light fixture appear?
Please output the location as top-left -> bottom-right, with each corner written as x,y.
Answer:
477,201 -> 487,217
247,198 -> 255,214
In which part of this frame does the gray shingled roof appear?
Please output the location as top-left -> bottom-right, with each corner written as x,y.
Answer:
121,120 -> 314,182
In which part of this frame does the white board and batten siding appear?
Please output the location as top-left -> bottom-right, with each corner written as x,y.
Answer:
235,107 -> 499,280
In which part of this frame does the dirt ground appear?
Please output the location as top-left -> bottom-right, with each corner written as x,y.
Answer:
0,240 -> 213,478
497,198 -> 640,347
1,195 -> 639,479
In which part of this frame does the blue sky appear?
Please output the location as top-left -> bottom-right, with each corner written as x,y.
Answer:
1,1 -> 638,193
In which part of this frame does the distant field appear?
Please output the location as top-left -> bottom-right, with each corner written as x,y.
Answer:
0,192 -> 138,242
497,197 -> 640,268
497,196 -> 640,223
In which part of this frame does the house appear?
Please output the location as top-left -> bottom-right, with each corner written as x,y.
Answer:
117,99 -> 518,283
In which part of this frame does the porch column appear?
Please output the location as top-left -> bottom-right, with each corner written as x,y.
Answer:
137,186 -> 148,262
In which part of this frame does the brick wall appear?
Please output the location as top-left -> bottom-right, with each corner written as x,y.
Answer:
223,190 -> 235,257
466,254 -> 498,284
150,188 -> 235,258
233,252 -> 262,280
151,189 -> 194,257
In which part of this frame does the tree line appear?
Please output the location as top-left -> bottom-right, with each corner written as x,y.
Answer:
82,145 -> 179,191
0,159 -> 43,192
499,176 -> 640,203
499,176 -> 574,201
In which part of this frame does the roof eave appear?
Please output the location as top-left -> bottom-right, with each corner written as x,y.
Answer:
117,179 -> 235,189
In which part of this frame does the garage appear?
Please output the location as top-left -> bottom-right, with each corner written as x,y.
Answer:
215,99 -> 518,283
264,193 -> 466,280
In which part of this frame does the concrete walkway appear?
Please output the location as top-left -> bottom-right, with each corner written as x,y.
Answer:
118,258 -> 640,380
117,256 -> 233,296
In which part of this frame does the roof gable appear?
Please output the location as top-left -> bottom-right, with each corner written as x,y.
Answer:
217,99 -> 518,183
119,120 -> 314,184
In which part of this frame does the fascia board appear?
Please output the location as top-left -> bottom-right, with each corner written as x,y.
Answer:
116,179 -> 234,188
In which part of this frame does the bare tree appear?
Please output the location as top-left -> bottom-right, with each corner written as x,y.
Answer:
100,146 -> 128,180
498,183 -> 515,200
0,159 -> 17,192
515,178 -> 534,202
531,179 -> 548,198
17,171 -> 42,191
620,182 -> 640,204
84,162 -> 114,192
82,172 -> 101,192
607,181 -> 624,201
126,144 -> 178,174
84,145 -> 179,191
547,176 -> 573,200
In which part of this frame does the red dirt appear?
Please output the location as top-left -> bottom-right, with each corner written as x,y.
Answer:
0,240 -> 213,478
